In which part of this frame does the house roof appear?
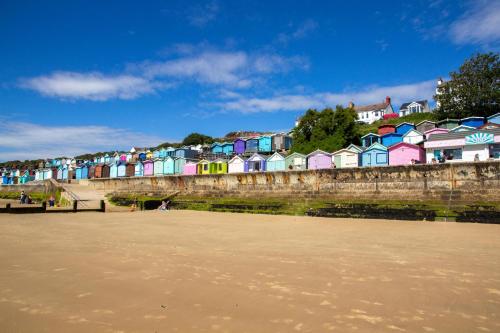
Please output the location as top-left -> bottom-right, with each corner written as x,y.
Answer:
306,149 -> 332,157
402,129 -> 424,137
424,127 -> 449,135
285,152 -> 306,159
363,142 -> 387,151
461,116 -> 485,121
449,125 -> 475,132
395,122 -> 415,128
228,155 -> 246,163
248,153 -> 266,161
387,141 -> 422,150
361,132 -> 380,139
381,132 -> 403,138
267,152 -> 285,161
436,118 -> 460,124
354,102 -> 390,113
346,144 -> 365,153
332,148 -> 359,156
399,100 -> 427,110
426,128 -> 500,142
487,113 -> 500,120
416,120 -> 436,126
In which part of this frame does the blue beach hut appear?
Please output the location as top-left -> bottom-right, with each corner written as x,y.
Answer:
460,117 -> 485,128
110,163 -> 118,178
361,142 -> 388,167
221,142 -> 234,155
487,113 -> 500,125
211,142 -> 223,154
134,162 -> 144,177
117,163 -> 127,177
395,122 -> 416,135
245,138 -> 259,153
245,153 -> 266,172
266,152 -> 286,171
361,133 -> 381,148
154,159 -> 165,175
381,133 -> 403,147
258,136 -> 273,153
163,156 -> 175,175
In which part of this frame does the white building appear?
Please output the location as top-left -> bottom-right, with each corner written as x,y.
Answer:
352,96 -> 395,124
398,100 -> 431,117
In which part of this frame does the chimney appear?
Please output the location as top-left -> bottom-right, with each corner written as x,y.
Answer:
385,96 -> 391,105
348,101 -> 354,109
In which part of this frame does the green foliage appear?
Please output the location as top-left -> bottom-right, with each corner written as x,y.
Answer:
358,112 -> 438,136
435,52 -> 500,119
290,106 -> 360,154
181,132 -> 214,146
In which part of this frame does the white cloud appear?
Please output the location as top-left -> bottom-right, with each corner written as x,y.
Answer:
187,1 -> 219,27
449,0 -> 500,46
0,121 -> 170,161
220,80 -> 436,113
20,71 -> 161,101
277,19 -> 318,44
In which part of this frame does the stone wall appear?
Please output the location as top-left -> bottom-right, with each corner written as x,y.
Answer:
0,184 -> 47,193
88,161 -> 500,203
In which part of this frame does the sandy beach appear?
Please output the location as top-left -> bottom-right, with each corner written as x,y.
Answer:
0,211 -> 499,332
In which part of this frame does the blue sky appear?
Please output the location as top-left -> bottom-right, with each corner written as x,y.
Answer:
1,0 -> 499,161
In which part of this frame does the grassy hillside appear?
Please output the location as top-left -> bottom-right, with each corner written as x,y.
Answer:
358,112 -> 438,136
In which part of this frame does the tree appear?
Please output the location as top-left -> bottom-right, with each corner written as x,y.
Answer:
181,132 -> 214,146
435,52 -> 500,119
290,105 -> 360,154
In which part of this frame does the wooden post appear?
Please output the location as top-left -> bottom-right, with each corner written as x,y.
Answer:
42,201 -> 47,213
73,200 -> 77,212
100,200 -> 106,212
6,203 -> 11,213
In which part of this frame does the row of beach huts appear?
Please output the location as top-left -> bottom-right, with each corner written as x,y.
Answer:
2,114 -> 500,184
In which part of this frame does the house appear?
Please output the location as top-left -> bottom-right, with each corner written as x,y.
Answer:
424,128 -> 500,163
153,159 -> 165,175
258,136 -> 273,153
352,96 -> 395,124
221,142 -> 234,155
245,138 -> 259,154
134,162 -> 144,177
110,163 -> 119,178
182,161 -> 198,175
143,160 -> 154,176
284,152 -> 307,171
395,122 -> 416,135
306,150 -> 332,170
266,152 -> 286,171
197,160 -> 211,175
377,124 -> 396,136
332,144 -> 362,168
209,159 -> 228,174
233,139 -> 246,155
449,125 -> 475,133
361,133 -> 381,148
211,142 -> 223,154
272,134 -> 293,151
381,133 -> 403,147
437,119 -> 460,130
117,163 -> 127,177
360,142 -> 388,167
487,113 -> 500,125
460,116 -> 485,128
163,156 -> 175,174
245,153 -> 266,172
228,155 -> 246,173
398,100 -> 431,117
416,120 -> 436,133
388,142 -> 425,166
424,127 -> 449,139
402,129 -> 425,145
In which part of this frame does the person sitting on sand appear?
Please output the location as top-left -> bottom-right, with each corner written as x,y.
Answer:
20,191 -> 26,204
158,200 -> 168,211
48,195 -> 55,207
26,195 -> 33,204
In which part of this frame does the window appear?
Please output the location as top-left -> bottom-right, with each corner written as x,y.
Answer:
376,153 -> 387,164
375,111 -> 379,117
410,105 -> 421,114
203,164 -> 208,171
489,144 -> 500,159
443,148 -> 462,160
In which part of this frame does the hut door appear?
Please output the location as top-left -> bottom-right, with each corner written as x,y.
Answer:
253,161 -> 260,171
334,155 -> 342,168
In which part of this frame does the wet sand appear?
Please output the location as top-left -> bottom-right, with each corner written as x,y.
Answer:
0,211 -> 499,333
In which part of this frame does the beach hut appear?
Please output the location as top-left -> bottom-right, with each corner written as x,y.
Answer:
104,154 -> 111,164
388,142 -> 425,166
134,162 -> 144,177
377,124 -> 396,136
165,147 -> 176,157
245,138 -> 259,153
56,167 -> 63,180
221,142 -> 234,155
449,125 -> 475,133
416,120 -> 436,134
75,165 -> 89,180
138,152 -> 147,161
125,163 -> 135,177
381,133 -> 403,147
258,136 -> 273,153
126,153 -> 133,162
120,153 -> 127,162
146,150 -> 153,160
117,163 -> 127,177
460,116 -> 485,128
361,133 -> 381,148
175,148 -> 197,159
197,160 -> 211,175
183,161 -> 198,175
19,171 -> 34,184
306,150 -> 333,170
487,113 -> 500,125
153,159 -> 165,176
402,129 -> 424,145
395,122 -> 416,135
271,134 -> 293,151
245,153 -> 266,172
210,159 -> 228,174
34,169 -> 43,181
143,160 -> 154,176
94,165 -> 103,178
360,142 -> 388,167
437,119 -> 460,130
266,152 -> 286,171
2,175 -> 11,185
102,164 -> 110,178
110,163 -> 119,178
162,156 -> 175,174
228,155 -> 246,173
424,127 -> 449,139
233,139 -> 246,155
88,165 -> 96,179
211,142 -> 223,154
153,150 -> 160,159
332,144 -> 363,168
284,152 -> 307,171
174,157 -> 196,174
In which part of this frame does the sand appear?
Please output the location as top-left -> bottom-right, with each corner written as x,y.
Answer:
0,211 -> 499,333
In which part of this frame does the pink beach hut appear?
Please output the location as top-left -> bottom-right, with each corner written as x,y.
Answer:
388,142 -> 425,166
306,150 -> 333,170
424,127 -> 448,139
143,160 -> 154,176
183,161 -> 197,175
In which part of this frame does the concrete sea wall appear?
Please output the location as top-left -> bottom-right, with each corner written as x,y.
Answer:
88,161 -> 500,203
